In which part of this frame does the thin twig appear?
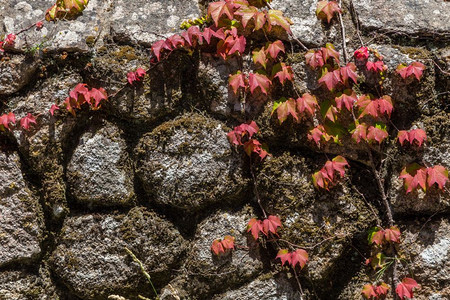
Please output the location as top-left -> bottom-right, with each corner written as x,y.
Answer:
338,0 -> 348,64
249,159 -> 267,218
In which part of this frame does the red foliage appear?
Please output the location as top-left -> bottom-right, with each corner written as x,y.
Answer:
20,113 -> 37,131
396,278 -> 419,299
312,156 -> 349,190
211,235 -> 235,255
396,62 -> 425,81
276,249 -> 309,269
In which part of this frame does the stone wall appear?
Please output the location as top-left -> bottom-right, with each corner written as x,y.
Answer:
0,0 -> 449,299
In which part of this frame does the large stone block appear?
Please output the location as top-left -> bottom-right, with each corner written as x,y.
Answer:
51,207 -> 187,299
135,113 -> 248,212
67,121 -> 135,208
0,151 -> 44,267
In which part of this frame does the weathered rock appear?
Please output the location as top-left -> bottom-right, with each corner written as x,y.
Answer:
353,0 -> 450,40
271,0 -> 339,47
400,218 -> 450,299
0,266 -> 59,299
110,0 -> 201,46
67,121 -> 135,208
0,150 -> 44,267
135,113 -> 248,212
258,153 -> 378,298
0,55 -> 38,96
0,0 -> 112,52
198,54 -> 241,117
389,112 -> 450,215
161,206 -> 264,299
8,73 -> 82,219
211,273 -> 300,300
51,207 -> 187,299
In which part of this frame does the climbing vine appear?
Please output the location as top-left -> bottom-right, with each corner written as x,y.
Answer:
0,0 -> 448,299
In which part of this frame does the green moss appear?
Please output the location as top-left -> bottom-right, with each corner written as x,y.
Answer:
85,36 -> 96,47
112,46 -> 138,61
394,46 -> 431,59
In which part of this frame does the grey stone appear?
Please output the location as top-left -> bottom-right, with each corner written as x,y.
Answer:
400,218 -> 450,299
0,151 -> 44,267
258,153 -> 378,296
135,113 -> 248,212
0,266 -> 58,300
212,273 -> 300,300
51,207 -> 187,299
8,73 -> 82,219
0,55 -> 38,96
0,0 -> 112,52
110,0 -> 201,46
353,0 -> 450,39
161,206 -> 264,299
67,121 -> 135,208
271,0 -> 339,47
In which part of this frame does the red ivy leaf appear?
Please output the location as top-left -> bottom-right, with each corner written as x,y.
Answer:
221,235 -> 235,250
396,62 -> 426,81
229,71 -> 246,94
354,46 -> 369,61
397,130 -> 409,146
49,104 -> 60,116
265,40 -> 285,59
248,73 -> 271,95
366,60 -> 387,72
376,282 -> 390,296
384,226 -> 401,243
211,239 -> 224,255
247,218 -> 263,240
291,249 -> 308,269
361,284 -> 378,299
318,69 -> 341,91
262,215 -> 282,236
339,62 -> 358,85
357,95 -> 378,119
274,97 -> 298,124
297,93 -> 318,116
235,5 -> 257,28
408,129 -> 427,147
351,123 -> 367,144
396,278 -> 419,299
276,249 -> 291,266
208,1 -> 234,27
20,113 -> 37,131
89,88 -> 108,109
335,89 -> 357,111
321,43 -> 340,64
377,95 -> 393,117
427,165 -> 449,190
367,125 -> 388,144
151,39 -> 171,61
228,35 -> 247,56
252,48 -> 267,69
0,112 -> 16,130
399,163 -> 428,193
266,9 -> 292,33
316,0 -> 341,23
305,50 -> 324,69
272,63 -> 294,85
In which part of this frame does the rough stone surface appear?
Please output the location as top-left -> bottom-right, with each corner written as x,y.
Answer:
0,266 -> 58,300
271,0 -> 338,47
135,113 -> 248,212
67,121 -> 135,208
0,151 -> 44,267
353,0 -> 450,39
161,206 -> 264,299
110,0 -> 201,46
51,207 -> 187,299
8,73 -> 82,220
258,153 -> 378,298
401,218 -> 450,299
0,55 -> 38,96
0,0 -> 112,52
211,273 -> 300,300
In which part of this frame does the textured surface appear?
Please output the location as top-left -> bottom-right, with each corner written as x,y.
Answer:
0,151 -> 44,267
136,113 -> 248,212
50,207 -> 187,299
67,122 -> 135,207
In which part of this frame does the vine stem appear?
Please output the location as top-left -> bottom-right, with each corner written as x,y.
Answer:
293,267 -> 304,299
366,147 -> 394,227
249,159 -> 267,219
338,0 -> 348,64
